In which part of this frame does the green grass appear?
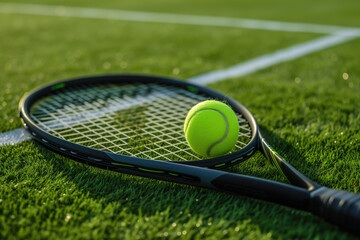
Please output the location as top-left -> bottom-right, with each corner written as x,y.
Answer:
5,0 -> 360,26
0,0 -> 360,239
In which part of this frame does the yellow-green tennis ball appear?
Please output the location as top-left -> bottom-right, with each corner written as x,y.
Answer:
184,100 -> 239,157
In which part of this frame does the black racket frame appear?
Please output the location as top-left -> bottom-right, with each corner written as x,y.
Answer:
19,74 -> 258,170
19,74 -> 360,235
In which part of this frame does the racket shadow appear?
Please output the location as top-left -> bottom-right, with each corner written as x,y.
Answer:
30,139 -> 340,238
258,124 -> 320,182
225,124 -> 318,185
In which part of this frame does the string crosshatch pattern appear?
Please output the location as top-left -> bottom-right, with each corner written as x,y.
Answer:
30,83 -> 252,162
19,75 -> 360,234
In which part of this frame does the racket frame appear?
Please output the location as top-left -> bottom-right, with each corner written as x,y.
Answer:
19,74 -> 258,170
19,74 -> 360,234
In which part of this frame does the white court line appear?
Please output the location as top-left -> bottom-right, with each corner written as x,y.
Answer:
1,2 -> 360,34
0,128 -> 32,146
189,31 -> 360,85
0,3 -> 360,146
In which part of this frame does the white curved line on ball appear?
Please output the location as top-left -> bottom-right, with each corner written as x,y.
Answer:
185,108 -> 229,157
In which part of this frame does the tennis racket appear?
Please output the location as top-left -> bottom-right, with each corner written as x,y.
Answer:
19,74 -> 360,234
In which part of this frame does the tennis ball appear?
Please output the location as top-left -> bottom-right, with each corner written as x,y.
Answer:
184,100 -> 239,157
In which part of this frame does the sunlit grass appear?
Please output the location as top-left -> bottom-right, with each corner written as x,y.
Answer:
0,1 -> 359,239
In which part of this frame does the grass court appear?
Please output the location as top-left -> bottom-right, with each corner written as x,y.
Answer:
0,0 -> 359,239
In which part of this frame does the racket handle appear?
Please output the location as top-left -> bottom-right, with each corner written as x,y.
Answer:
310,187 -> 360,234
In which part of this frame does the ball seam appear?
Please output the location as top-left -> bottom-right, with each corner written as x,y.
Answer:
184,108 -> 229,157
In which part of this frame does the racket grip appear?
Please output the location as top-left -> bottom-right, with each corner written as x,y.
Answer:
310,187 -> 360,234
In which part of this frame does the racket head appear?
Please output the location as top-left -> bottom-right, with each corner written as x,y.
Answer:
19,74 -> 259,170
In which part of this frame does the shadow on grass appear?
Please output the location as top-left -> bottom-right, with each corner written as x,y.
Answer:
258,124 -> 319,179
28,129 -> 349,239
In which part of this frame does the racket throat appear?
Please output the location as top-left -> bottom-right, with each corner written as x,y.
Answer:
259,136 -> 319,191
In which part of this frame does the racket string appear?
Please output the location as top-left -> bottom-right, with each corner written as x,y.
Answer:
30,83 -> 252,161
